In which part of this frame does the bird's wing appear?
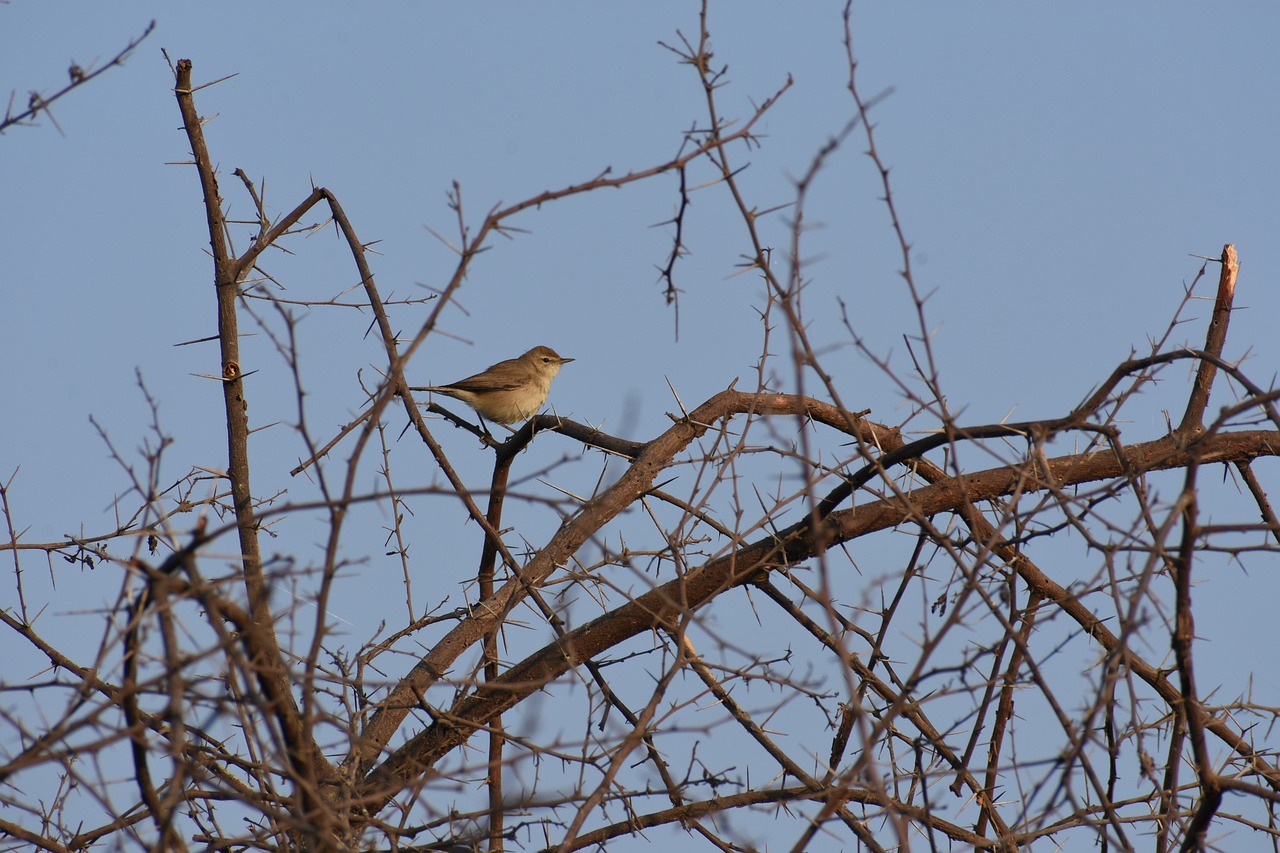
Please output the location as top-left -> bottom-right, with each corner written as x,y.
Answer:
444,358 -> 526,392
446,377 -> 523,393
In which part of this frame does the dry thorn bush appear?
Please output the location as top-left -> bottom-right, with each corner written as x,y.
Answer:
3,6 -> 1279,852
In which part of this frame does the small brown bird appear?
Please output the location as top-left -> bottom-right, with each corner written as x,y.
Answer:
415,346 -> 573,424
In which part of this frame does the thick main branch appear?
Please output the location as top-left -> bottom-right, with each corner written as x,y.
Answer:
355,395 -> 1279,801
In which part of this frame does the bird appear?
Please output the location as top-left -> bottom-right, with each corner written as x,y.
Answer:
413,345 -> 573,425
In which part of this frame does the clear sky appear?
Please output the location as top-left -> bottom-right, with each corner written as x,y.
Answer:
6,4 -> 1279,448
4,3 -> 1280,850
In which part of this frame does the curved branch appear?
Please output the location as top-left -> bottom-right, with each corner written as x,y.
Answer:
355,393 -> 1280,803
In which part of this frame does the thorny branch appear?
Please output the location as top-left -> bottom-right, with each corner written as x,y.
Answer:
1,21 -> 156,135
3,8 -> 1279,853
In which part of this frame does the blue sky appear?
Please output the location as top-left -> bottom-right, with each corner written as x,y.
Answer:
6,4 -> 1278,447
4,3 -> 1280,850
